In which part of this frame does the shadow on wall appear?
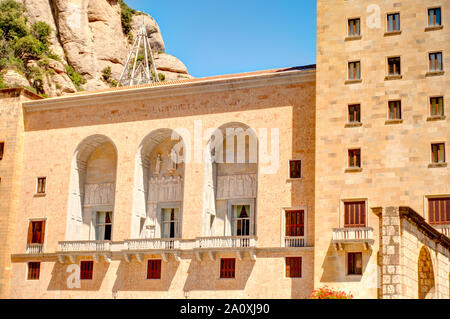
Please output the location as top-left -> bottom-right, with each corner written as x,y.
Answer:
112,257 -> 179,292
47,260 -> 110,291
418,246 -> 435,299
183,257 -> 255,292
320,242 -> 372,283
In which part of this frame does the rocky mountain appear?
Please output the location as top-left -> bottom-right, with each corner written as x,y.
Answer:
0,0 -> 192,97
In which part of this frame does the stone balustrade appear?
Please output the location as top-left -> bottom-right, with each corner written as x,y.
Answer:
283,236 -> 306,247
26,244 -> 44,254
196,236 -> 257,249
57,240 -> 111,252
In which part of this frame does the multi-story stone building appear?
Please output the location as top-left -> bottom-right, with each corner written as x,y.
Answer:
0,0 -> 449,299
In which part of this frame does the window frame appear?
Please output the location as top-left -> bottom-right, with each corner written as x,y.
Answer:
429,52 -> 444,72
387,57 -> 401,76
425,195 -> 450,225
430,96 -> 445,117
146,259 -> 162,280
27,261 -> 41,281
348,104 -> 361,123
388,100 -> 402,120
431,143 -> 446,164
289,159 -> 302,179
27,219 -> 46,245
347,252 -> 363,276
285,257 -> 302,278
343,201 -> 367,228
80,260 -> 94,280
428,7 -> 442,27
36,177 -> 46,195
0,142 -> 4,160
348,18 -> 361,37
219,258 -> 236,279
281,206 -> 308,247
348,148 -> 361,168
226,198 -> 255,237
157,202 -> 182,239
348,61 -> 361,80
386,12 -> 401,32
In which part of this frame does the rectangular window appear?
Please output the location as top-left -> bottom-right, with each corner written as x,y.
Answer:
27,220 -> 46,244
286,257 -> 302,278
36,177 -> 46,194
348,252 -> 363,275
387,13 -> 400,32
428,8 -> 442,26
161,208 -> 179,239
27,262 -> 40,280
147,260 -> 162,279
220,258 -> 236,279
348,104 -> 361,123
388,57 -> 401,75
348,18 -> 361,36
344,201 -> 366,228
289,160 -> 302,179
429,52 -> 443,72
429,198 -> 450,225
430,97 -> 444,116
285,210 -> 304,237
232,204 -> 251,236
80,261 -> 93,280
0,142 -> 4,160
431,143 -> 446,163
348,149 -> 361,168
95,211 -> 113,241
388,101 -> 402,120
348,61 -> 361,80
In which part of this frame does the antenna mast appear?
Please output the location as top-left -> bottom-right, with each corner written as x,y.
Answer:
117,17 -> 160,86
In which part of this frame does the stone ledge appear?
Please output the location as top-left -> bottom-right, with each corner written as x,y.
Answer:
425,25 -> 444,32
345,79 -> 362,85
426,71 -> 445,77
385,119 -> 403,125
384,30 -> 402,36
428,163 -> 448,168
427,115 -> 446,121
345,35 -> 362,41
345,122 -> 363,128
345,167 -> 363,173
385,75 -> 402,81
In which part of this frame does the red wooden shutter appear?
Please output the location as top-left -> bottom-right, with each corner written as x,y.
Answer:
286,257 -> 302,278
429,198 -> 450,225
80,261 -> 93,280
27,222 -> 33,244
28,262 -> 40,280
220,258 -> 235,278
344,202 -> 366,227
285,211 -> 304,237
147,260 -> 162,279
40,220 -> 46,244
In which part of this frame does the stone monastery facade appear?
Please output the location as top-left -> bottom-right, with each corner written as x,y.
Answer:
0,0 -> 449,299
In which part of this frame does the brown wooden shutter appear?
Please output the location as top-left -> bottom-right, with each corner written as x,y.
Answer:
40,220 -> 46,244
344,202 -> 366,227
27,221 -> 33,244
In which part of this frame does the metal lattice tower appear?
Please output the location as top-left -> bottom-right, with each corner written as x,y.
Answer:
117,18 -> 160,87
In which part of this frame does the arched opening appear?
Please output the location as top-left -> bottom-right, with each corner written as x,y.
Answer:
202,122 -> 258,237
66,135 -> 118,241
418,246 -> 436,299
131,129 -> 185,239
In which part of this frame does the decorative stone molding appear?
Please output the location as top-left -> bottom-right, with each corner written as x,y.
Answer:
84,183 -> 115,206
148,176 -> 183,203
216,174 -> 257,200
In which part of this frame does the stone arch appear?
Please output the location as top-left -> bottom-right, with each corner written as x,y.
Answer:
66,135 -> 118,241
418,246 -> 436,299
131,129 -> 185,239
202,122 -> 259,237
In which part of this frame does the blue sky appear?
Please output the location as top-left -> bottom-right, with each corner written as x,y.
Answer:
126,0 -> 316,78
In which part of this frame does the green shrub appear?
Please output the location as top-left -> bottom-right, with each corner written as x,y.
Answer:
65,64 -> 86,90
31,21 -> 51,48
102,66 -> 112,82
13,35 -> 45,60
0,73 -> 6,89
0,0 -> 29,40
158,73 -> 165,82
119,0 -> 136,37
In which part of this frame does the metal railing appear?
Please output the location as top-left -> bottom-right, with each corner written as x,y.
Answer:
195,236 -> 257,249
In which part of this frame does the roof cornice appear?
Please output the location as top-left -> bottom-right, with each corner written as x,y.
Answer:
22,69 -> 315,112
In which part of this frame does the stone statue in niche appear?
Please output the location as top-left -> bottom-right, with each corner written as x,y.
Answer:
167,150 -> 177,175
155,153 -> 162,176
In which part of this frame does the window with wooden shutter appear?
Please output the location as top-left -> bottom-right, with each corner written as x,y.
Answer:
348,18 -> 360,37
428,8 -> 442,26
27,220 -> 46,244
429,52 -> 443,72
286,257 -> 302,278
285,210 -> 304,237
80,261 -> 93,280
344,201 -> 366,228
147,260 -> 162,279
387,13 -> 400,32
430,97 -> 444,116
428,198 -> 450,225
289,160 -> 302,179
431,143 -> 445,163
388,101 -> 402,120
388,57 -> 401,76
348,104 -> 361,123
0,142 -> 4,160
348,61 -> 361,80
348,252 -> 363,275
27,262 -> 40,280
36,177 -> 46,194
348,149 -> 361,168
220,258 -> 236,279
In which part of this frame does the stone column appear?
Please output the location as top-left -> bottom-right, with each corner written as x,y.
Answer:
380,207 -> 402,299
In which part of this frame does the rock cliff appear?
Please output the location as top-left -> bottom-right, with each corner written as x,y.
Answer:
0,0 -> 192,96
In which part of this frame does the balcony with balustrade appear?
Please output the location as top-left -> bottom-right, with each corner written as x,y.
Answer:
194,236 -> 257,261
123,238 -> 195,262
332,227 -> 374,250
282,236 -> 306,248
56,240 -> 113,263
26,244 -> 44,255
